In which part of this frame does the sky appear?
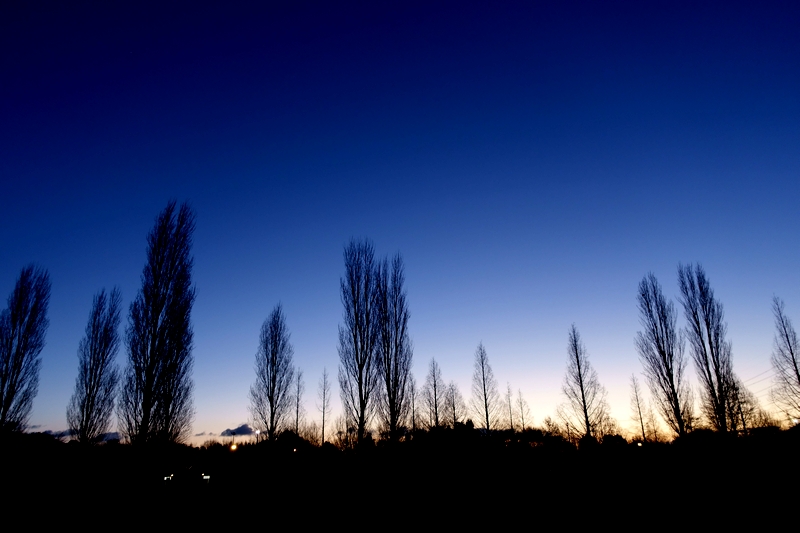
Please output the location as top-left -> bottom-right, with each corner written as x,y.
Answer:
2,1 -> 799,443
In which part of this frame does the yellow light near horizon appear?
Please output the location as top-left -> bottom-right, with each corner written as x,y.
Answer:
230,443 -> 237,451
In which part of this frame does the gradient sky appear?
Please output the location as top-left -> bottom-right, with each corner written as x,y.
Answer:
2,1 -> 798,443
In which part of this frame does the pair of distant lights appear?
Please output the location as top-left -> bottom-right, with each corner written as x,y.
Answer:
164,473 -> 211,480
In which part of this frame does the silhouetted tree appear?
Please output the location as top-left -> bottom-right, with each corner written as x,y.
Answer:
302,420 -> 321,446
317,367 -> 331,443
635,273 -> 692,436
542,416 -> 563,438
250,304 -> 295,441
333,414 -> 356,451
516,389 -> 531,430
726,376 -> 768,433
770,297 -> 800,421
338,239 -> 379,444
293,369 -> 305,435
0,265 -> 50,433
645,400 -> 663,442
731,384 -> 779,429
444,380 -> 467,428
559,325 -> 609,439
471,342 -> 500,431
408,374 -> 418,433
375,254 -> 412,441
727,377 -> 750,434
119,201 -> 196,445
677,263 -> 734,432
629,374 -> 647,442
67,288 -> 121,444
422,358 -> 445,428
504,382 -> 515,431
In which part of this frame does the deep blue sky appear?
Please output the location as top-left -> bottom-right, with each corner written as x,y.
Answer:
2,1 -> 798,441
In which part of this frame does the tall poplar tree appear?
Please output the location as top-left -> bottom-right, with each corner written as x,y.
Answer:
67,288 -> 121,444
0,265 -> 50,433
119,201 -> 196,445
338,239 -> 379,444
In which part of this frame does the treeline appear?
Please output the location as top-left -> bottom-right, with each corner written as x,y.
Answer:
1,201 -> 799,450
260,238 -> 797,449
1,201 -> 194,444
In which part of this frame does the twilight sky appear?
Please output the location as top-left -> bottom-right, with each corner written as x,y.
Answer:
2,1 -> 799,442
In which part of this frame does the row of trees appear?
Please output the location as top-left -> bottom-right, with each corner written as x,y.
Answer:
328,254 -> 799,444
1,201 -> 197,444
411,344 -> 531,434
3,207 -> 799,445
250,238 -> 526,445
552,263 -> 798,443
632,264 -> 796,439
334,240 -> 530,443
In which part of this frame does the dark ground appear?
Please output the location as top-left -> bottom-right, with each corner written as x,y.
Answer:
3,427 -> 795,526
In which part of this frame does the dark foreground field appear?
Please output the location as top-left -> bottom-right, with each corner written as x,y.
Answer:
4,427 -> 796,525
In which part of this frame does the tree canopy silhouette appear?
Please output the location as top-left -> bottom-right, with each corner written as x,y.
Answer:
67,288 -> 121,444
770,297 -> 800,422
471,342 -> 500,431
338,239 -> 379,444
0,265 -> 50,433
375,253 -> 412,441
422,358 -> 445,429
559,325 -> 609,439
119,201 -> 196,445
677,263 -> 734,432
250,303 -> 295,441
317,367 -> 331,444
635,273 -> 692,436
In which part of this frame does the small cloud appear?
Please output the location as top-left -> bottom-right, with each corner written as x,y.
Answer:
220,423 -> 254,437
44,429 -> 75,439
30,425 -> 42,429
195,431 -> 206,437
41,429 -> 117,441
